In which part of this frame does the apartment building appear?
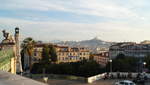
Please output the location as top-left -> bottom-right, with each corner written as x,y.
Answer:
33,43 -> 90,63
109,42 -> 150,59
93,52 -> 109,66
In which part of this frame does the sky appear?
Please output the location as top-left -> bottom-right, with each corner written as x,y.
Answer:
0,0 -> 150,42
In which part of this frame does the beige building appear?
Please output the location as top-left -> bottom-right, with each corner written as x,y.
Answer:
33,44 -> 90,63
93,52 -> 109,66
56,45 -> 90,63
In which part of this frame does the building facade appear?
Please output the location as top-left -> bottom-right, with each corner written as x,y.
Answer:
56,45 -> 90,63
109,42 -> 150,59
33,44 -> 90,63
92,52 -> 109,66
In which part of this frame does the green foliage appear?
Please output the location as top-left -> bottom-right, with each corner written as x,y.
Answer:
21,37 -> 35,70
116,53 -> 126,59
41,45 -> 51,63
106,56 -> 139,72
89,54 -> 94,60
144,55 -> 150,71
21,49 -> 24,69
41,44 -> 57,63
21,37 -> 35,56
78,60 -> 102,77
49,45 -> 57,62
31,60 -> 105,77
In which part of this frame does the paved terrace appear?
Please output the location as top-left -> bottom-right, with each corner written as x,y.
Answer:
0,70 -> 47,85
1,71 -> 150,85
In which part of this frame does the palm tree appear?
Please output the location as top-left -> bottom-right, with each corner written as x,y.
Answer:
21,37 -> 35,71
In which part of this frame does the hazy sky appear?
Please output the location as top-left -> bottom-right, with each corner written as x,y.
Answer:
0,0 -> 150,42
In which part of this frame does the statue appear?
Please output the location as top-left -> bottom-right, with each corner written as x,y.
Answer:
2,30 -> 9,40
2,30 -> 15,43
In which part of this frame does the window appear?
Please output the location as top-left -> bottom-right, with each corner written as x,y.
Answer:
34,52 -> 37,56
62,57 -> 65,60
70,57 -> 72,60
65,57 -> 68,60
80,57 -> 82,60
80,53 -> 82,55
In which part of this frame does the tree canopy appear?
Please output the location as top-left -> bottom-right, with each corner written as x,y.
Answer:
31,60 -> 105,77
49,45 -> 57,62
41,44 -> 57,63
21,37 -> 35,70
41,45 -> 51,63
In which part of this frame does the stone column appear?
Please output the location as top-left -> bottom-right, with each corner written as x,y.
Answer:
15,27 -> 23,73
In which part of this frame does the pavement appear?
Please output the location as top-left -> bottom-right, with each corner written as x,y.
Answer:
1,70 -> 150,85
0,70 -> 47,85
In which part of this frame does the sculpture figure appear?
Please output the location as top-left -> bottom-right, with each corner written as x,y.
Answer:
2,30 -> 9,40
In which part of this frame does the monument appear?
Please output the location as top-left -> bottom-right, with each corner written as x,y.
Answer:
0,27 -> 23,74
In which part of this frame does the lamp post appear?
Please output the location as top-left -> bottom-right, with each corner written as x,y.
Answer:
143,62 -> 146,66
109,59 -> 112,73
143,62 -> 146,72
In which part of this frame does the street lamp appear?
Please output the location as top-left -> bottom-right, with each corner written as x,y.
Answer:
143,62 -> 146,66
109,59 -> 112,73
143,62 -> 146,72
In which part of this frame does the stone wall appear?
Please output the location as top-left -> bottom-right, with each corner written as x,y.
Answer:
0,48 -> 16,73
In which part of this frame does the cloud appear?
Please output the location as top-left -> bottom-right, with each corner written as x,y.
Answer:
0,17 -> 150,42
1,0 -> 150,42
0,0 -> 140,19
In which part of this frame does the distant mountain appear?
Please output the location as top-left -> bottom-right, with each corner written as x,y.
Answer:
54,37 -> 113,53
51,40 -> 62,43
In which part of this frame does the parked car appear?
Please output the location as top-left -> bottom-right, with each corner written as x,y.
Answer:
115,80 -> 136,85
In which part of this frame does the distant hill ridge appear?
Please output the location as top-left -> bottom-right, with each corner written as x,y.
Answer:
53,37 -> 113,53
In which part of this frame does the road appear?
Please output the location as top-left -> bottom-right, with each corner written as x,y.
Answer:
36,78 -> 150,85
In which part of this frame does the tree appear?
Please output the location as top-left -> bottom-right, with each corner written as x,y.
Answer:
31,60 -> 104,77
116,53 -> 125,59
106,56 -> 139,72
49,45 -> 57,62
21,37 -> 35,70
89,53 -> 94,60
41,44 -> 51,63
144,55 -> 150,72
21,49 -> 25,70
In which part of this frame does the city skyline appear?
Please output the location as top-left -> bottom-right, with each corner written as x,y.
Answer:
1,0 -> 150,42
